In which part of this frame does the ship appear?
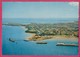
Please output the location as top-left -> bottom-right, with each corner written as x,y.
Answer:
36,42 -> 47,44
24,39 -> 29,42
56,42 -> 78,47
9,38 -> 15,42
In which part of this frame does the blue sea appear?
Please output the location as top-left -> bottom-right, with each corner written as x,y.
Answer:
2,18 -> 78,55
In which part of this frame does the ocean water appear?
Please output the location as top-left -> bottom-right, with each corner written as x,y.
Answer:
2,18 -> 78,55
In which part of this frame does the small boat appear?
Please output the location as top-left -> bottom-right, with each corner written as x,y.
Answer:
9,38 -> 15,42
24,39 -> 29,42
56,42 -> 78,47
36,42 -> 47,44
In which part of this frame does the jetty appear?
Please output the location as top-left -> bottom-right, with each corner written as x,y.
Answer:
56,43 -> 78,47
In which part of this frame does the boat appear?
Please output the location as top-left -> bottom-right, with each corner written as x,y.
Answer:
36,42 -> 47,44
9,38 -> 15,42
56,42 -> 78,47
24,39 -> 29,42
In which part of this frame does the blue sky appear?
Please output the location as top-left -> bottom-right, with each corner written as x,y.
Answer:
2,2 -> 79,18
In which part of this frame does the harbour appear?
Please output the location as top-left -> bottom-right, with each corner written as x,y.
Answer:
2,2 -> 79,55
2,18 -> 78,55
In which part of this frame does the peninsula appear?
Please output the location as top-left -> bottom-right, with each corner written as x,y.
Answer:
25,21 -> 78,41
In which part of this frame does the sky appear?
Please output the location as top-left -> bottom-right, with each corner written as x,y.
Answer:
2,2 -> 79,18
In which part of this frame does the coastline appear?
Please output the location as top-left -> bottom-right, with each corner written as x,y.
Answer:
25,33 -> 78,41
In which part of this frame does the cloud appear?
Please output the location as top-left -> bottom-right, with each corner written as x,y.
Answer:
69,2 -> 79,7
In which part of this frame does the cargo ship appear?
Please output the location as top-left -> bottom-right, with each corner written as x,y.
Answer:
56,43 -> 78,47
36,42 -> 47,44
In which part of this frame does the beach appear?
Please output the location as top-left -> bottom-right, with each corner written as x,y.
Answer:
25,33 -> 78,41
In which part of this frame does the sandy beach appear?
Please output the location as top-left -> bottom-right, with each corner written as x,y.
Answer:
25,33 -> 78,41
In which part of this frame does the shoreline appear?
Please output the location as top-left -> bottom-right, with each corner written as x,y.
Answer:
25,33 -> 78,41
